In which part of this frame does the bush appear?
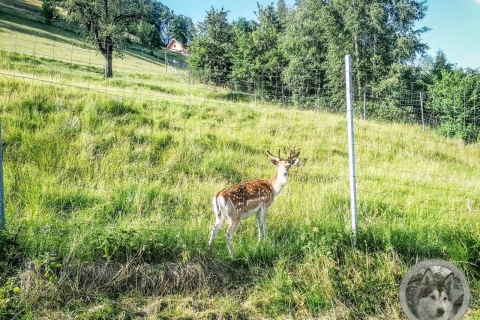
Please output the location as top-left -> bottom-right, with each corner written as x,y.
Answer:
42,0 -> 59,25
427,69 -> 480,143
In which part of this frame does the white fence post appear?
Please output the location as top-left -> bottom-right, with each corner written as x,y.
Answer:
420,91 -> 425,131
345,55 -> 358,245
0,122 -> 4,230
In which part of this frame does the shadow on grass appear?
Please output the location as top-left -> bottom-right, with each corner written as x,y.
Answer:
0,9 -> 81,48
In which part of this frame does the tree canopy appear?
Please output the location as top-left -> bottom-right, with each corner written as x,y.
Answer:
188,0 -> 430,108
62,0 -> 195,77
188,7 -> 233,84
64,0 -> 154,78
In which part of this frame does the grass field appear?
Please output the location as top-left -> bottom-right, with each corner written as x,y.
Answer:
0,2 -> 479,319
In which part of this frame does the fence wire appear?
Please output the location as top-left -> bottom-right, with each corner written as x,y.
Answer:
1,31 -> 479,245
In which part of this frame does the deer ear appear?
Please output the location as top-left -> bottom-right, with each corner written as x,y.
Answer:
291,159 -> 299,166
270,159 -> 279,166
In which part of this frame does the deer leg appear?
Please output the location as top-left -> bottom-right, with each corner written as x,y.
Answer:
256,210 -> 263,242
208,198 -> 225,249
257,206 -> 267,241
225,218 -> 239,256
208,214 -> 225,249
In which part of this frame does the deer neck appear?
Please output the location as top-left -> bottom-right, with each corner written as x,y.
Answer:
270,171 -> 288,196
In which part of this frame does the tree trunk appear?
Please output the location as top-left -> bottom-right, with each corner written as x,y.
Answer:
104,37 -> 114,78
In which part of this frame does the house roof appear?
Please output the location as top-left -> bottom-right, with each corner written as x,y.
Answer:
166,38 -> 187,51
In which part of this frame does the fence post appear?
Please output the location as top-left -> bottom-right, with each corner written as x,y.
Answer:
420,92 -> 425,131
345,55 -> 358,246
0,122 -> 4,230
363,88 -> 366,121
464,92 -> 467,131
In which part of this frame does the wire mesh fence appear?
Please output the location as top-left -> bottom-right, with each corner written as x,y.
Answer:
1,31 -> 480,250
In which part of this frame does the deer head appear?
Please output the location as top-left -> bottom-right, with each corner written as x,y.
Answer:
266,149 -> 300,180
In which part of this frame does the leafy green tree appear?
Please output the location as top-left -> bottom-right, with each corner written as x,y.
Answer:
413,53 -> 435,84
188,7 -> 233,85
428,68 -> 480,143
169,14 -> 195,45
252,3 -> 288,99
42,0 -> 59,25
136,20 -> 162,49
280,0 -> 330,108
231,3 -> 288,101
340,0 -> 428,90
150,2 -> 174,46
232,17 -> 256,33
281,0 -> 428,111
431,50 -> 454,81
276,0 -> 289,22
229,19 -> 256,92
64,0 -> 154,78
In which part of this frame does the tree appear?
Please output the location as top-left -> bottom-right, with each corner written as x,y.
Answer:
231,3 -> 288,101
280,0 -> 330,108
232,17 -> 256,33
64,0 -> 154,78
281,0 -> 429,110
431,50 -> 454,81
188,7 -> 233,85
42,0 -> 59,25
334,0 -> 429,91
428,68 -> 480,143
230,20 -> 255,88
149,2 -> 174,46
169,14 -> 195,45
276,0 -> 288,22
136,20 -> 162,49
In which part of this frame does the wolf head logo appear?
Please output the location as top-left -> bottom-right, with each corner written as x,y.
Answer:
415,268 -> 454,320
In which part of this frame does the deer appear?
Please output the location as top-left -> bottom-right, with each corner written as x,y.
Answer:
208,149 -> 300,255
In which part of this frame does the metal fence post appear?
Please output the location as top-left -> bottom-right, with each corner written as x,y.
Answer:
363,88 -> 366,121
345,55 -> 358,245
0,122 -> 4,230
420,92 -> 425,131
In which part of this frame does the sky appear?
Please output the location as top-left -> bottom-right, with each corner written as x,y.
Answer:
162,0 -> 480,70
416,0 -> 480,70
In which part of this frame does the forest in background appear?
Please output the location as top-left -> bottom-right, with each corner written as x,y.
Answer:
36,0 -> 480,142
188,0 -> 480,143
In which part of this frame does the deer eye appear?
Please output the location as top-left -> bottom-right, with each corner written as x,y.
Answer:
430,294 -> 436,300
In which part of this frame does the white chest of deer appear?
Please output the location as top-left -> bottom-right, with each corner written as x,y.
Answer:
208,150 -> 300,255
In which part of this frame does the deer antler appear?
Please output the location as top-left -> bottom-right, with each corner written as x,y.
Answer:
267,149 -> 300,161
287,150 -> 300,161
266,149 -> 282,160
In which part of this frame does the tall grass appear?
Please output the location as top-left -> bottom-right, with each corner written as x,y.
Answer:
0,6 -> 479,319
1,74 -> 479,318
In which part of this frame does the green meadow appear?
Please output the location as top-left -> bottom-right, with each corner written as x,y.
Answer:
0,2 -> 479,319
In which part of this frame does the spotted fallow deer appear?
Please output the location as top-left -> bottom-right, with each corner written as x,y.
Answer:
208,149 -> 300,255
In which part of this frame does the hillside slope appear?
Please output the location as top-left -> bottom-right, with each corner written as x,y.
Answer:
0,4 -> 479,319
